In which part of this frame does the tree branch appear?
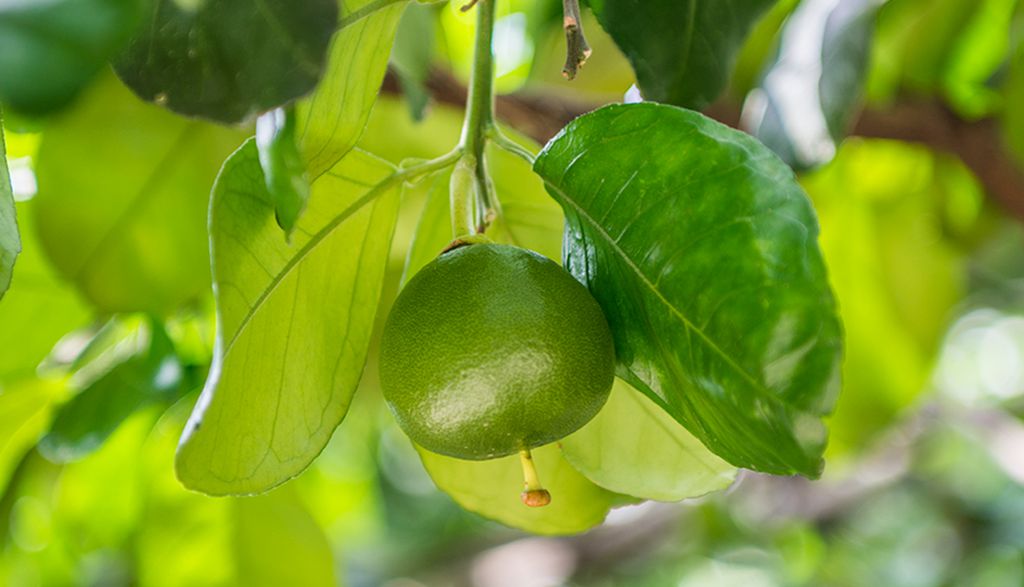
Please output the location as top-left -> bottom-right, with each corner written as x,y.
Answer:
382,69 -> 1024,221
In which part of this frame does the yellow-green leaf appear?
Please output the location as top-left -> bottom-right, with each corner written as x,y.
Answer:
176,140 -> 400,495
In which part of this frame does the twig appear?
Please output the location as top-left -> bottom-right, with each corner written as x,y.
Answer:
561,0 -> 592,80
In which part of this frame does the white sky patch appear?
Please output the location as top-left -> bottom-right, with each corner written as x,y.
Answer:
493,13 -> 532,79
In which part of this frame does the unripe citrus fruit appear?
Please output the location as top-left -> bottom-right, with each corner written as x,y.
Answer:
379,243 -> 615,460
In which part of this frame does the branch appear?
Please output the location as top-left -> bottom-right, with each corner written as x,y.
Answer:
382,69 -> 1024,221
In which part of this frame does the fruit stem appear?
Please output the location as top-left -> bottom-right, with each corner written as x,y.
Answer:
456,0 -> 498,237
519,449 -> 551,507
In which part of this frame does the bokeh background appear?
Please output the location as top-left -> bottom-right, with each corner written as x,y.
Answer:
2,0 -> 1024,585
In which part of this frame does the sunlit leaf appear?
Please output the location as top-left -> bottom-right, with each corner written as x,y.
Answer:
561,379 -> 736,502
256,107 -> 311,237
744,0 -> 879,170
32,74 -> 245,314
402,171 -> 454,283
297,0 -> 409,179
138,400 -> 235,587
0,202 -> 89,382
0,0 -> 142,115
534,103 -> 843,477
232,487 -> 336,587
417,443 -> 617,535
391,3 -> 437,121
587,0 -> 775,108
0,116 -> 18,299
176,140 -> 401,495
114,0 -> 338,123
0,380 -> 65,494
40,321 -> 184,464
359,99 -> 563,274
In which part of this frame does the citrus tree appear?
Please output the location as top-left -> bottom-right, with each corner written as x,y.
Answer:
1,0 -> 1022,584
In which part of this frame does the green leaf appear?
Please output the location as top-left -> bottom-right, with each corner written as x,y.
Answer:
391,3 -> 437,121
417,443 -> 617,535
485,142 -> 565,263
176,139 -> 401,495
33,73 -> 245,314
39,321 -> 184,464
0,115 -> 18,299
0,201 -> 90,382
256,108 -> 311,237
561,379 -> 736,502
357,98 -> 564,273
297,0 -> 409,179
0,0 -> 142,115
0,380 -> 65,494
534,103 -> 843,477
587,0 -> 775,108
232,488 -> 336,587
402,171 -> 455,283
114,0 -> 338,123
744,0 -> 879,170
401,141 -> 564,282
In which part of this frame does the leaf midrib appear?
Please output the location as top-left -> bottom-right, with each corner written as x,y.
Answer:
543,179 -> 782,407
221,163 -> 397,355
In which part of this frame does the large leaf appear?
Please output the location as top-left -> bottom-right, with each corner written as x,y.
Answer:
0,0 -> 142,115
417,443 -> 618,535
40,322 -> 184,463
0,116 -> 18,299
587,0 -> 776,108
0,202 -> 89,382
114,0 -> 338,123
561,379 -> 736,501
534,103 -> 842,477
297,0 -> 409,179
176,140 -> 401,495
744,0 -> 879,170
33,74 -> 245,314
232,488 -> 336,587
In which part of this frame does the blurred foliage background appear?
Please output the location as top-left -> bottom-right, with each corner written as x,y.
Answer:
2,0 -> 1024,585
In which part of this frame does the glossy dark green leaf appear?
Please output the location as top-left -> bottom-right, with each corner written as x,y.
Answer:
114,0 -> 338,123
176,140 -> 400,495
0,0 -> 142,115
33,74 -> 245,314
297,0 -> 409,179
744,0 -> 879,170
0,116 -> 18,299
587,0 -> 775,108
256,107 -> 310,237
39,321 -> 184,464
534,103 -> 843,477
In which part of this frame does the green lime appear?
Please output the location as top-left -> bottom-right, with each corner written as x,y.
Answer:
379,243 -> 615,460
